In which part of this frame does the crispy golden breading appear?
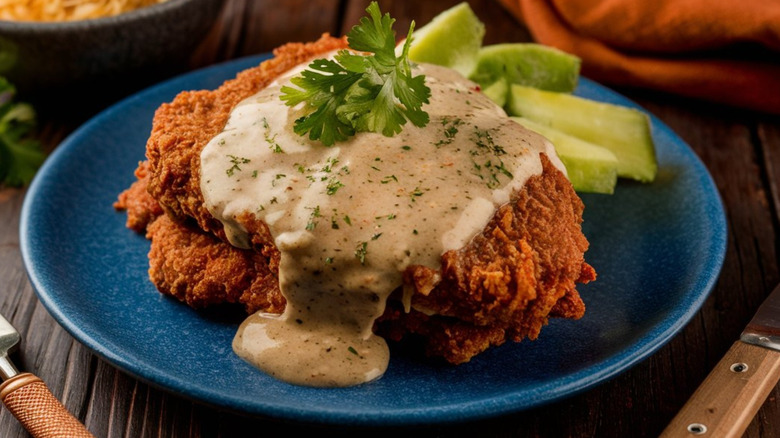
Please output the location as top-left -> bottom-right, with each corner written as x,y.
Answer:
115,34 -> 595,365
114,161 -> 162,233
145,215 -> 285,314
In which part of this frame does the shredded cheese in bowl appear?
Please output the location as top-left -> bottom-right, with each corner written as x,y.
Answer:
0,0 -> 167,21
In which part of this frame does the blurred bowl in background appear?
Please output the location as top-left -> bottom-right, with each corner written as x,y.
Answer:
0,0 -> 225,110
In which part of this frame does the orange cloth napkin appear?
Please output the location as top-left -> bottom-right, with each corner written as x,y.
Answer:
499,0 -> 780,114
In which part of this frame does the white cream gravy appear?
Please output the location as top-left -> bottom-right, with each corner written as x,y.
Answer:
200,61 -> 564,387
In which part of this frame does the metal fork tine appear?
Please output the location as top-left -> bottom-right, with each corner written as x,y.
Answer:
0,314 -> 21,380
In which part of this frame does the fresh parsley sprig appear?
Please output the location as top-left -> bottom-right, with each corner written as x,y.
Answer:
280,1 -> 431,146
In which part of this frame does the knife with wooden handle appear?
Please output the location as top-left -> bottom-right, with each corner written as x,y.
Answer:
0,313 -> 94,438
660,283 -> 780,438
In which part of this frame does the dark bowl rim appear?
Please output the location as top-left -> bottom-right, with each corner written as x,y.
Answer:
0,0 -> 216,30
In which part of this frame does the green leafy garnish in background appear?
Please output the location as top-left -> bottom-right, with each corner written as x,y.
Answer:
280,1 -> 431,146
0,77 -> 44,187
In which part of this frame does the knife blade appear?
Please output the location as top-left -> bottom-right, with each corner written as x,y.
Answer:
660,283 -> 780,437
0,312 -> 94,438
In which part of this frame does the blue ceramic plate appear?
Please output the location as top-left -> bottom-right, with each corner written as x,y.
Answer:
20,54 -> 727,426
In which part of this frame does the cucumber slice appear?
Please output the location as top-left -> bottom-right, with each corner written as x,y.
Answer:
508,84 -> 657,182
481,78 -> 508,107
512,117 -> 618,194
469,43 -> 581,93
407,2 -> 485,77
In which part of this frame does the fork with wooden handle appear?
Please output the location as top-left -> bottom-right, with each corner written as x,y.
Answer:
0,313 -> 94,438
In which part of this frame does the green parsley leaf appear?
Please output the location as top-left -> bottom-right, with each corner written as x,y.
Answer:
355,241 -> 368,264
0,77 -> 45,187
280,1 -> 430,146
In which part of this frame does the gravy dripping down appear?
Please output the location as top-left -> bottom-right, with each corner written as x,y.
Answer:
199,61 -> 565,387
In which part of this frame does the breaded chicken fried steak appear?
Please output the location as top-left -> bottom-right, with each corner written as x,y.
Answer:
115,4 -> 595,387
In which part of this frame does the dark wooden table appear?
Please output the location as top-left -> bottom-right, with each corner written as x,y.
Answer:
2,0 -> 779,436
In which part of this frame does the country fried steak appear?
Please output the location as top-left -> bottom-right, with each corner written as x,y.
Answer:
114,34 -> 595,365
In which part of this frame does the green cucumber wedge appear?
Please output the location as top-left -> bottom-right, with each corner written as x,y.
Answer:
508,84 -> 657,182
469,43 -> 581,93
512,117 -> 618,194
481,78 -> 508,108
407,2 -> 485,78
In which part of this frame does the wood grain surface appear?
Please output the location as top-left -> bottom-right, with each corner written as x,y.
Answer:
1,1 -> 779,436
